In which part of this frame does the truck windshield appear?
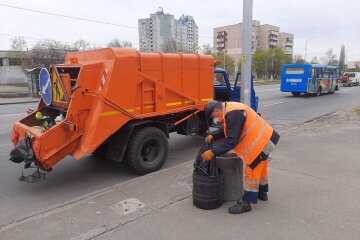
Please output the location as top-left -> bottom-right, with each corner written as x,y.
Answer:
344,73 -> 355,77
214,73 -> 226,85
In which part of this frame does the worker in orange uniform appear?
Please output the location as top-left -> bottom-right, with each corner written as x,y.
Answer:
202,100 -> 280,214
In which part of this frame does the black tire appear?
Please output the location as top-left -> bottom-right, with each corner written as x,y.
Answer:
291,92 -> 301,96
126,127 -> 168,175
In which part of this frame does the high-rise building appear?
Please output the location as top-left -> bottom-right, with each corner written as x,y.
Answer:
177,15 -> 199,53
138,8 -> 198,53
213,21 -> 294,60
258,24 -> 280,51
279,32 -> 294,55
213,20 -> 261,68
138,7 -> 176,52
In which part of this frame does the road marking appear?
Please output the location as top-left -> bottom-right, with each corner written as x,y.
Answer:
255,88 -> 279,92
263,101 -> 285,107
0,113 -> 24,117
345,105 -> 360,111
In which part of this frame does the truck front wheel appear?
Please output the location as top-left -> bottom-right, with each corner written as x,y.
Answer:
126,127 -> 168,175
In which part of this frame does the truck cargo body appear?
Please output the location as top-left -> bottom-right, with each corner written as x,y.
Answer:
11,48 -> 214,174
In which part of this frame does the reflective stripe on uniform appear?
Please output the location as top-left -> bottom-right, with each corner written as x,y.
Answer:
240,122 -> 267,159
260,176 -> 268,183
245,179 -> 259,185
244,186 -> 259,192
239,114 -> 259,142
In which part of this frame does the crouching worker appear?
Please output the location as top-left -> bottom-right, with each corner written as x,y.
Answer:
202,101 -> 280,214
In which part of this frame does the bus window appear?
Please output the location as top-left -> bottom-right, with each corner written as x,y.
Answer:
285,67 -> 305,74
317,68 -> 323,78
323,69 -> 330,78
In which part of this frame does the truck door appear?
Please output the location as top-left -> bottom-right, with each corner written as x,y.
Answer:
214,70 -> 231,102
230,73 -> 258,111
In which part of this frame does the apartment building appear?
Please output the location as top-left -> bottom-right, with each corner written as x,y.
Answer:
138,8 -> 198,53
258,24 -> 280,50
279,32 -> 294,55
213,21 -> 294,60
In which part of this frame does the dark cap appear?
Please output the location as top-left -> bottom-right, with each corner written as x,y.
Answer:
204,100 -> 219,121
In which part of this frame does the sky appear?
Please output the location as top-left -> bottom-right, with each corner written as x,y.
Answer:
0,0 -> 359,62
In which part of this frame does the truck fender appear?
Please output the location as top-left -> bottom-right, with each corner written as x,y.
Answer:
105,120 -> 169,162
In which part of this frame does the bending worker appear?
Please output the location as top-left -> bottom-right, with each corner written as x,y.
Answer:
202,101 -> 280,214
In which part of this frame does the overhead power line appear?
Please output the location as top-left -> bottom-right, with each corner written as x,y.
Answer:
0,3 -> 213,40
0,3 -> 138,30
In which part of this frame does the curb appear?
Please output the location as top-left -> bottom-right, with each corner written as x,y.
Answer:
0,100 -> 39,105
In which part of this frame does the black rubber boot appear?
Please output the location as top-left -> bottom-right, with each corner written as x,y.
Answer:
228,200 -> 251,214
258,192 -> 268,201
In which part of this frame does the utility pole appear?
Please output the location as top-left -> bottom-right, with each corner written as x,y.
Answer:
235,31 -> 238,78
304,38 -> 314,62
240,0 -> 252,106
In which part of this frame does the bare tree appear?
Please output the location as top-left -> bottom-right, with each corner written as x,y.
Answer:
162,39 -> 178,53
321,48 -> 338,66
31,39 -> 69,67
293,54 -> 306,63
72,39 -> 91,51
107,38 -> 132,48
310,56 -> 319,64
11,36 -> 27,51
200,44 -> 213,55
9,37 -> 29,69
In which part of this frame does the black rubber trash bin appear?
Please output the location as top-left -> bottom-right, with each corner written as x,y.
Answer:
192,171 -> 223,210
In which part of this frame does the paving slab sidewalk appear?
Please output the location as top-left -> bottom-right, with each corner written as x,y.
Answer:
1,108 -> 359,240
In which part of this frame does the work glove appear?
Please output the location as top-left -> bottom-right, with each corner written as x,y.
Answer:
205,135 -> 214,143
201,150 -> 214,161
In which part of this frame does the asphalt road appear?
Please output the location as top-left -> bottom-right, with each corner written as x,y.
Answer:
0,84 -> 359,227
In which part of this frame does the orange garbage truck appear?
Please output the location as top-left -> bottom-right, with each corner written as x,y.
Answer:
10,48 -> 215,175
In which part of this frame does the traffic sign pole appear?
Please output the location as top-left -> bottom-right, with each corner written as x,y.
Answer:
240,0 -> 253,106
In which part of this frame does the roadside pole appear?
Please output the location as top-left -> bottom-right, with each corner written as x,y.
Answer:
240,0 -> 252,106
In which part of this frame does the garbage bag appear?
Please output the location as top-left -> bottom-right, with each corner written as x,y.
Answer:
9,137 -> 35,168
194,142 -> 218,177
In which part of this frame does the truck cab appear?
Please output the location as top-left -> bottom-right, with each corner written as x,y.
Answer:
341,72 -> 360,87
214,67 -> 258,111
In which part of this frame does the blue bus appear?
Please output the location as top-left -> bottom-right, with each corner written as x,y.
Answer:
280,64 -> 340,96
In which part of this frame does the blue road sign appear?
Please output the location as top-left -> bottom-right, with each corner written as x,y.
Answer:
39,68 -> 52,105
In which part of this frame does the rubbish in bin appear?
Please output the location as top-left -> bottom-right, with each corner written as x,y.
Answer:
31,126 -> 45,133
55,113 -> 65,123
193,142 -> 218,177
35,112 -> 55,129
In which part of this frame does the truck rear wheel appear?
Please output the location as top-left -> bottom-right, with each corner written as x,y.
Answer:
126,127 -> 168,175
